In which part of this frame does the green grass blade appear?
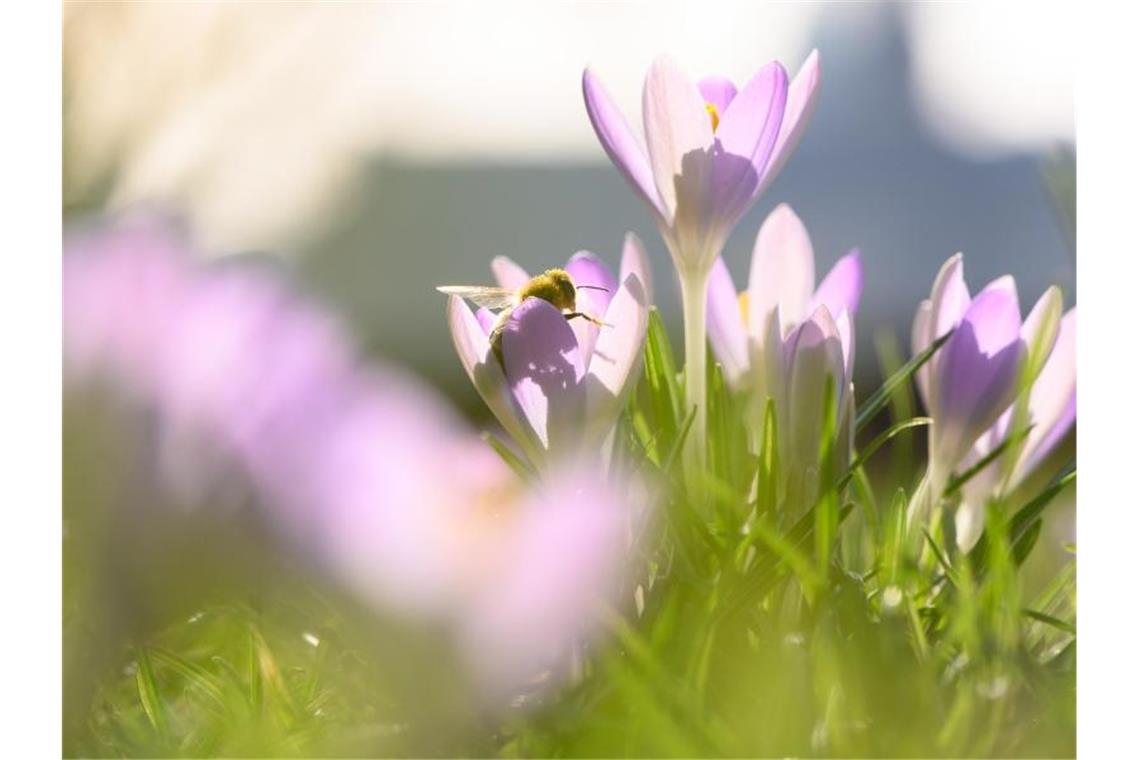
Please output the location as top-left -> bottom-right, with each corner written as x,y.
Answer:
856,329 -> 952,432
134,647 -> 169,741
839,417 -> 931,491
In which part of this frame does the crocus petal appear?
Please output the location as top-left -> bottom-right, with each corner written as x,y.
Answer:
491,255 -> 531,290
929,253 -> 971,345
933,281 -> 1025,470
698,75 -> 738,114
712,62 -> 788,218
585,274 -> 649,442
566,250 -> 619,313
501,298 -> 586,453
834,308 -> 855,380
1020,285 -> 1063,382
754,49 -> 821,199
811,249 -> 864,319
475,307 -> 497,335
582,68 -> 667,220
1016,308 -> 1076,481
564,250 -> 618,363
706,256 -> 749,388
446,297 -> 540,459
911,299 -> 934,408
642,55 -> 714,220
921,253 -> 972,411
748,204 -> 815,334
618,231 -> 654,305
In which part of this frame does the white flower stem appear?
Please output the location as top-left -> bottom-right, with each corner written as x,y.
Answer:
678,267 -> 710,474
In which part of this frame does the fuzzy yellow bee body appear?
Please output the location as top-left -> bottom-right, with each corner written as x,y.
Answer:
437,268 -> 607,367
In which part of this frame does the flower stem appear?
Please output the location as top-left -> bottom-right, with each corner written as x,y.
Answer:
679,268 -> 710,473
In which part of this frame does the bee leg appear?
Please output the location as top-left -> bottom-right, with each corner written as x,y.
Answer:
564,311 -> 612,328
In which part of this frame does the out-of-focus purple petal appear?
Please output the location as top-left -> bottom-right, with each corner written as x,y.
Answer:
811,249 -> 864,319
1016,308 -> 1076,481
618,231 -> 654,305
585,273 -> 648,441
446,297 -> 538,458
933,282 -> 1025,469
492,255 -> 530,290
706,256 -> 749,388
501,298 -> 586,453
747,204 -> 815,333
582,68 -> 667,220
458,465 -> 633,701
754,49 -> 820,199
642,55 -> 714,220
63,218 -> 195,393
712,62 -> 788,217
697,75 -> 738,113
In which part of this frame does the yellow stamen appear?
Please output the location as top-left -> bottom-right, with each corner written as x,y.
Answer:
705,102 -> 720,132
738,291 -> 750,328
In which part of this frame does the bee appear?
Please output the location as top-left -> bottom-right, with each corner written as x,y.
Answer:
437,268 -> 609,368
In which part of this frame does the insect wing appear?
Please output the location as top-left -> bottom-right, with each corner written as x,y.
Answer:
435,286 -> 517,310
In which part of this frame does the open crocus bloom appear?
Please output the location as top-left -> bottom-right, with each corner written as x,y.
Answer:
705,204 -> 863,503
912,254 -> 1064,525
952,309 -> 1076,550
65,214 -> 644,704
583,53 -> 818,273
446,235 -> 651,465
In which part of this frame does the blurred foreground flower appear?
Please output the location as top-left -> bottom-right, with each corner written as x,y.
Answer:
911,254 -> 1066,536
65,214 -> 644,703
706,204 -> 862,504
582,52 -> 819,464
446,237 -> 651,466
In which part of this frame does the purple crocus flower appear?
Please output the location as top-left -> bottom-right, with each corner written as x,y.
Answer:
911,254 -> 1065,523
582,53 -> 818,273
583,53 -> 820,461
705,204 -> 862,503
65,214 -> 645,703
446,235 -> 651,465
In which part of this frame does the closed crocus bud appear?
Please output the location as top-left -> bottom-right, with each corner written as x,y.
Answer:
705,204 -> 862,506
762,305 -> 854,506
446,239 -> 652,467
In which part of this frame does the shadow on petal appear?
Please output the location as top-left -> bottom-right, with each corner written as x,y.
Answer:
501,299 -> 586,454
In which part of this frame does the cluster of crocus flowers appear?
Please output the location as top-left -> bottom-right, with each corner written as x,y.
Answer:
445,235 -> 651,467
64,214 -> 644,703
583,52 -> 820,463
912,253 -> 1074,548
706,204 -> 863,504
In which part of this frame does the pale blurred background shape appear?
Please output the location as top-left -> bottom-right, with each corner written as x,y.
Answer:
63,0 -> 1075,409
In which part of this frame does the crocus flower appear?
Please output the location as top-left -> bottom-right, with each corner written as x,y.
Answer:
65,214 -> 646,703
953,309 -> 1075,550
446,235 -> 651,466
705,204 -> 862,504
911,254 -> 1064,522
582,52 -> 820,465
